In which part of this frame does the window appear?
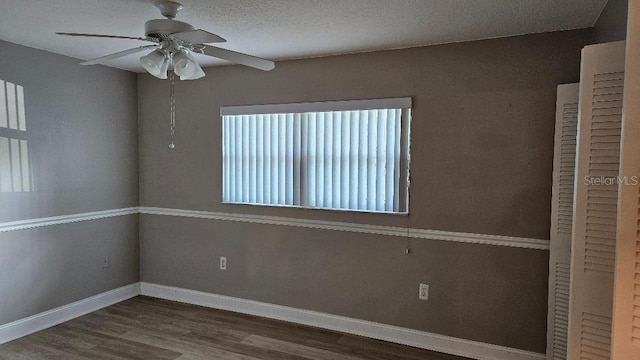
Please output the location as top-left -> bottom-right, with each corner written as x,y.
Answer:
0,79 -> 31,193
221,98 -> 411,213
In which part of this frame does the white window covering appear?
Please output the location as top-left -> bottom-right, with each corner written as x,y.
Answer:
222,98 -> 411,213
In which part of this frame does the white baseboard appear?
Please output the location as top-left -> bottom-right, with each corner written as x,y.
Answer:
140,282 -> 545,360
0,283 -> 140,345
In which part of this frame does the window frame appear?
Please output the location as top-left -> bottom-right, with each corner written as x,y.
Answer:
220,97 -> 412,215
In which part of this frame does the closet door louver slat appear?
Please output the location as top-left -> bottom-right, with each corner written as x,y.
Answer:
547,83 -> 579,360
610,3 -> 640,358
632,193 -> 640,347
567,41 -> 626,360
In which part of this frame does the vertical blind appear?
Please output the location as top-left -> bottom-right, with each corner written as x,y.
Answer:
221,98 -> 411,213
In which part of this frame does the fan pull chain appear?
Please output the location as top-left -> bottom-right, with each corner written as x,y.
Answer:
168,70 -> 176,149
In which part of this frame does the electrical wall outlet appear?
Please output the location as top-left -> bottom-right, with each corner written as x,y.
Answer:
102,256 -> 110,268
419,283 -> 429,300
220,256 -> 227,270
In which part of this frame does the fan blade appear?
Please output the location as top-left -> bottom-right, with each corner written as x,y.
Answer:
80,45 -> 158,65
202,45 -> 275,71
57,32 -> 155,42
172,29 -> 225,44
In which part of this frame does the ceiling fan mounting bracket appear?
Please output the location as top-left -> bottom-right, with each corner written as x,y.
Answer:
154,0 -> 184,19
158,38 -> 188,55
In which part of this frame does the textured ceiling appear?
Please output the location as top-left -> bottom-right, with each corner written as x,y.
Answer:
0,0 -> 607,72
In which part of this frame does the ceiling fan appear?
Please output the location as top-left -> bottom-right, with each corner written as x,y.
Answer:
57,0 -> 276,80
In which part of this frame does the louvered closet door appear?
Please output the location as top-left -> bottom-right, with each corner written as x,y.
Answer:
567,41 -> 626,360
611,2 -> 640,358
547,83 -> 579,360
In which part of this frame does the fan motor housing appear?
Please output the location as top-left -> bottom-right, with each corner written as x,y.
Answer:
145,19 -> 195,39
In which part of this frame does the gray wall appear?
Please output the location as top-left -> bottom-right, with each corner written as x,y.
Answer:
0,41 -> 139,222
0,216 -> 139,325
139,30 -> 591,353
0,40 -> 139,324
592,0 -> 628,43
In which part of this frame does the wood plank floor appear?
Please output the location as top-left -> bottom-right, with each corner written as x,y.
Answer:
0,296 -> 471,360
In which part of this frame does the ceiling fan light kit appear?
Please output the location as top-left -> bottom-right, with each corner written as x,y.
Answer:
173,50 -> 205,80
140,49 -> 170,79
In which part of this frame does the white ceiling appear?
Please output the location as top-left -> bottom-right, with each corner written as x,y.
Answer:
0,0 -> 607,72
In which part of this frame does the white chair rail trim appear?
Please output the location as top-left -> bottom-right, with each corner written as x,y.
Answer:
139,206 -> 549,250
0,207 -> 139,233
0,206 -> 549,250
